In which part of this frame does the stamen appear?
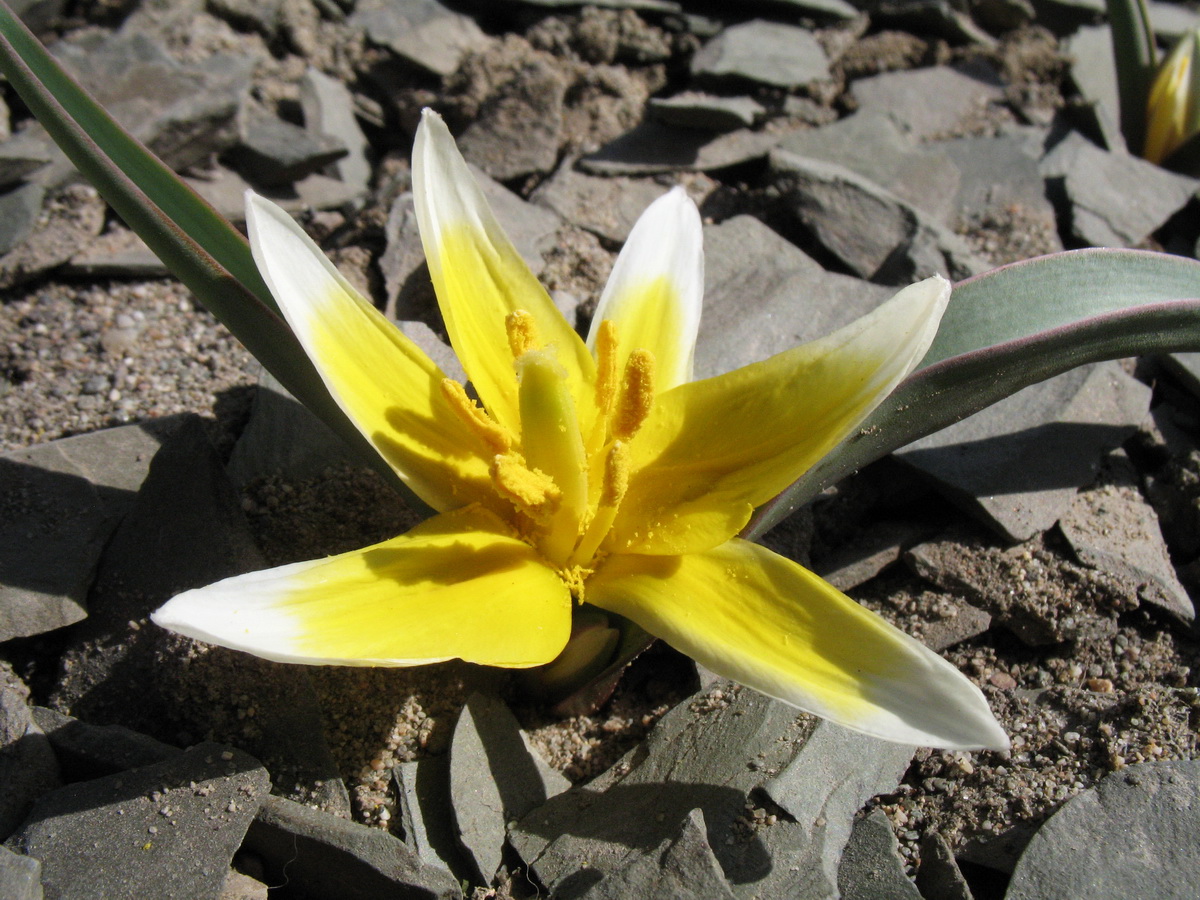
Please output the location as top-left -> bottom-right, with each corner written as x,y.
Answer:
439,379 -> 512,453
593,320 -> 619,419
599,440 -> 629,508
506,309 -> 539,358
490,453 -> 560,520
612,349 -> 656,440
570,441 -> 628,567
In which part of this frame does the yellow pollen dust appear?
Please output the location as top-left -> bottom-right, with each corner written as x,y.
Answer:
612,349 -> 656,440
439,379 -> 512,453
490,453 -> 560,520
558,564 -> 591,602
505,309 -> 539,358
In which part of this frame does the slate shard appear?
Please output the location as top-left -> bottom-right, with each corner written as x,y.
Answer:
836,809 -> 922,900
6,742 -> 269,900
1007,761 -> 1200,899
243,794 -> 463,900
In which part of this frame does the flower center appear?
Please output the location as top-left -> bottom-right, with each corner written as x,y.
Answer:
440,310 -> 656,587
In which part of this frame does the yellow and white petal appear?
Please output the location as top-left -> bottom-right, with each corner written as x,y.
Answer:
413,110 -> 594,430
612,275 -> 950,554
587,540 -> 1009,750
151,506 -> 572,668
246,192 -> 492,513
586,186 -> 703,391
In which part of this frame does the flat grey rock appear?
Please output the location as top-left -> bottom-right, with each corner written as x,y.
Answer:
0,845 -> 42,900
0,666 -> 60,842
85,415 -> 262,610
1148,0 -> 1200,43
219,869 -> 268,900
511,685 -> 802,897
916,831 -> 974,900
936,130 -> 1058,228
381,173 -> 559,320
531,167 -> 672,243
777,111 -> 963,224
492,0 -> 678,8
691,19 -> 830,88
917,597 -> 994,652
695,215 -> 893,378
647,92 -> 764,132
232,112 -> 348,187
1058,469 -> 1194,623
1006,761 -> 1200,899
244,794 -> 463,900
226,368 -> 359,487
747,0 -> 857,19
349,0 -> 491,78
757,720 -> 915,899
0,183 -> 44,256
576,808 -> 736,900
456,56 -> 566,180
513,682 -> 911,900
30,707 -> 179,779
64,226 -> 171,278
868,0 -> 998,44
0,184 -> 106,290
207,0 -> 284,39
1029,0 -> 1103,34
1064,25 -> 1119,130
0,140 -> 51,190
5,742 -> 269,900
580,120 -> 791,175
449,693 -> 570,884
184,163 -> 365,223
53,418 -> 348,814
393,756 -> 466,875
1041,132 -> 1198,247
851,63 -> 1005,140
0,417 -> 183,641
837,809 -> 922,900
815,519 -> 934,592
300,67 -> 372,194
769,149 -> 989,284
398,320 -> 467,384
48,31 -> 253,178
896,362 -> 1152,541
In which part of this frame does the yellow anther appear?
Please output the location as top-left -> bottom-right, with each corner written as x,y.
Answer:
505,309 -> 539,358
600,441 -> 629,509
490,453 -> 560,520
439,379 -> 512,453
612,349 -> 655,440
594,320 -> 619,418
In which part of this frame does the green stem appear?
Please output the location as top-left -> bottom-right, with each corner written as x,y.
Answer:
1106,0 -> 1158,155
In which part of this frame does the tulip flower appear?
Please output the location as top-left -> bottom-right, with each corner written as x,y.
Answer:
153,111 -> 1008,752
1144,28 -> 1200,165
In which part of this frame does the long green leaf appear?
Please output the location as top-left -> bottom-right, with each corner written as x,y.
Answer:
0,2 -> 424,508
1106,0 -> 1158,155
747,249 -> 1200,537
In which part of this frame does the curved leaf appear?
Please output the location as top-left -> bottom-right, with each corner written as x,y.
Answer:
748,249 -> 1200,537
